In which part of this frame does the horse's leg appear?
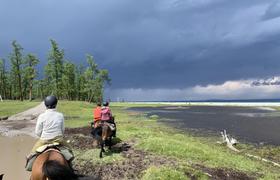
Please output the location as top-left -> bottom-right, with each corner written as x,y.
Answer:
108,136 -> 112,150
108,128 -> 112,150
99,139 -> 105,158
99,125 -> 106,158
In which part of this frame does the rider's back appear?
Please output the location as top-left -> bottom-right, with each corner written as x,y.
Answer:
101,106 -> 111,121
36,109 -> 64,140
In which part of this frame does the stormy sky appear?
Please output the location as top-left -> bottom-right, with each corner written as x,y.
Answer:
1,0 -> 280,101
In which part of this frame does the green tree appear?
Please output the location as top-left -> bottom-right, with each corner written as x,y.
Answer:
23,54 -> 39,101
0,58 -> 8,99
45,39 -> 64,98
94,69 -> 110,102
62,61 -> 76,100
75,64 -> 86,101
9,41 -> 24,101
83,54 -> 110,103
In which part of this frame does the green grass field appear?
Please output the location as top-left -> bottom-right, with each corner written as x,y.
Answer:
0,100 -> 40,117
1,101 -> 279,179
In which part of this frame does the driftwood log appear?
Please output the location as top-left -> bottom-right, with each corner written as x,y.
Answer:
218,130 -> 280,168
217,130 -> 240,152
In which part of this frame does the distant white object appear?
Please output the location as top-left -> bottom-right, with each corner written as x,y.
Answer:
0,95 -> 2,102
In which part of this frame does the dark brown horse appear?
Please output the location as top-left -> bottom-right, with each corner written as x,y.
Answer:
30,149 -> 77,180
93,121 -> 113,158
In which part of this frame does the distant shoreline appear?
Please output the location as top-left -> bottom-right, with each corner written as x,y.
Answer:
117,101 -> 280,107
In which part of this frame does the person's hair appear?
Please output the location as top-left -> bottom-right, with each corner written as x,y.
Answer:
97,102 -> 101,106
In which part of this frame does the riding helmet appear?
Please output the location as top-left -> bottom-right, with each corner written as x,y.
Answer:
44,95 -> 58,109
103,101 -> 109,107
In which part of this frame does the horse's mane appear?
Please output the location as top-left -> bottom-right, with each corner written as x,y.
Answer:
42,160 -> 77,180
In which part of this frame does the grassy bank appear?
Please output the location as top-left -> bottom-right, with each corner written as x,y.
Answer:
57,101 -> 280,179
0,100 -> 40,117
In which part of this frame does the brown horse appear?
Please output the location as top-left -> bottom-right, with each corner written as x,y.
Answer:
30,149 -> 77,180
92,121 -> 113,158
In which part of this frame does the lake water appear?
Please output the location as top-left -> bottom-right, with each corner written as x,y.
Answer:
128,106 -> 280,145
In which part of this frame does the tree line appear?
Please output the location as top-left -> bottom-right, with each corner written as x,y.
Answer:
0,39 -> 110,102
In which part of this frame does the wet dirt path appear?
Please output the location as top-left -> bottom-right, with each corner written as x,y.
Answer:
0,135 -> 36,180
0,102 -> 45,137
0,102 -> 44,180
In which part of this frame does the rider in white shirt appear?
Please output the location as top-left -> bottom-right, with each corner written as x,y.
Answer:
35,107 -> 64,140
31,95 -> 67,152
26,95 -> 73,171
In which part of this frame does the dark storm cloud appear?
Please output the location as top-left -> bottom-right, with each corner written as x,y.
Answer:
1,0 -> 280,100
263,0 -> 280,20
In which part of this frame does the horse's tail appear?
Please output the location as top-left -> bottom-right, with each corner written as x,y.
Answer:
42,160 -> 78,180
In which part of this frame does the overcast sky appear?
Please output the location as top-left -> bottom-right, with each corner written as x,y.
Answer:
1,0 -> 280,101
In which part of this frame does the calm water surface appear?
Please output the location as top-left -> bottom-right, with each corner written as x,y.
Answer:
128,106 -> 280,145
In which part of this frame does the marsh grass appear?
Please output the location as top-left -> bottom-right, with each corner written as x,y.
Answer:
73,149 -> 124,165
141,166 -> 188,180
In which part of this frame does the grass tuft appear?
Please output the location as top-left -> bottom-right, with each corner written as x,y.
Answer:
141,166 -> 188,180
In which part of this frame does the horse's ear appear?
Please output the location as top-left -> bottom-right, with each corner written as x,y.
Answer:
0,174 -> 4,180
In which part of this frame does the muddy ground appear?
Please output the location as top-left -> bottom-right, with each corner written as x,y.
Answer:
65,127 -> 256,180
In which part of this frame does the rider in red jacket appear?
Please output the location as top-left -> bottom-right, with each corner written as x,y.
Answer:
93,102 -> 102,128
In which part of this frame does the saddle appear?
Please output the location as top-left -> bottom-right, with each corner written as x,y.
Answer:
95,120 -> 115,131
25,143 -> 74,171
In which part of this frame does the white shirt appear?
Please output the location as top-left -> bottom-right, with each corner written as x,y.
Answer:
35,109 -> 65,140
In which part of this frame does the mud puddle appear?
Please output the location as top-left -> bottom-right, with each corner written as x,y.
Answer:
0,135 -> 36,180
